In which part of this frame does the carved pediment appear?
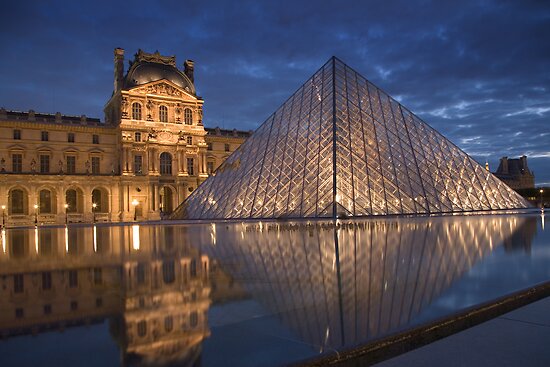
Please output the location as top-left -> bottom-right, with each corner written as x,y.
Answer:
131,81 -> 194,99
157,131 -> 178,144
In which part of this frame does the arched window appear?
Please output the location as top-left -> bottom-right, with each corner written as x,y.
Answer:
184,108 -> 193,125
92,188 -> 109,213
160,186 -> 173,213
66,189 -> 77,213
160,153 -> 172,175
159,105 -> 168,122
132,103 -> 142,120
9,189 -> 26,214
39,189 -> 53,214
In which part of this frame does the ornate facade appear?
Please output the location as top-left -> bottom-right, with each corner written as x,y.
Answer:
0,49 -> 250,225
494,155 -> 535,190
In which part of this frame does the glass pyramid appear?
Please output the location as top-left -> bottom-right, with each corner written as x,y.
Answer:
173,57 -> 530,219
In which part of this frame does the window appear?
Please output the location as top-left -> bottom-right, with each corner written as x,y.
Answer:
12,154 -> 22,173
137,263 -> 146,284
132,103 -> 142,120
164,316 -> 173,332
92,189 -> 103,212
15,308 -> 24,318
190,259 -> 197,278
159,105 -> 168,122
92,134 -> 99,144
93,268 -> 102,285
190,311 -> 198,328
186,158 -> 194,176
160,152 -> 172,175
162,260 -> 175,284
14,274 -> 24,293
207,161 -> 214,174
134,155 -> 143,174
95,298 -> 103,308
137,321 -> 147,337
207,142 -> 212,151
66,156 -> 76,174
13,129 -> 21,140
135,132 -> 141,142
40,155 -> 50,173
186,136 -> 193,145
42,272 -> 52,290
224,144 -> 230,152
70,301 -> 78,311
68,133 -> 75,143
41,131 -> 49,141
68,270 -> 78,288
39,189 -> 52,213
66,190 -> 77,213
43,304 -> 52,315
91,157 -> 100,174
10,189 -> 25,214
184,108 -> 192,125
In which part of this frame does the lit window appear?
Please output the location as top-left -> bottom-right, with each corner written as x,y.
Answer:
68,133 -> 75,143
13,129 -> 21,140
186,158 -> 194,176
92,134 -> 99,144
159,105 -> 168,122
184,108 -> 193,125
42,272 -> 52,290
68,270 -> 78,288
187,136 -> 193,145
12,154 -> 22,173
66,156 -> 76,174
41,131 -> 48,141
14,274 -> 24,293
91,157 -> 100,174
137,320 -> 147,337
135,132 -> 141,142
93,268 -> 102,285
134,155 -> 143,174
132,103 -> 142,120
39,189 -> 52,213
10,189 -> 25,214
40,155 -> 50,173
160,152 -> 172,175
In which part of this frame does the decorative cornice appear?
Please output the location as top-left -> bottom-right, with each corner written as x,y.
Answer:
134,49 -> 176,67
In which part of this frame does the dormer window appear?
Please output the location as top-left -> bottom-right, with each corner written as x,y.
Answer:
184,108 -> 193,125
159,105 -> 168,122
132,103 -> 142,120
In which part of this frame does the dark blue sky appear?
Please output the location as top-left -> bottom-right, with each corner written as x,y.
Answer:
1,0 -> 549,184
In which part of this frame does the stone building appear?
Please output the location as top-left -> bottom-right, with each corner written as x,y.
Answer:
0,49 -> 250,225
494,155 -> 535,190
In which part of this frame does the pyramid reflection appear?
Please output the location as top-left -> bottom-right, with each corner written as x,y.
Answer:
201,216 -> 532,350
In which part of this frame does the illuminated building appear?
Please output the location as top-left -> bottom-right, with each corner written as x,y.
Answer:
0,49 -> 250,225
173,57 -> 529,219
494,155 -> 535,190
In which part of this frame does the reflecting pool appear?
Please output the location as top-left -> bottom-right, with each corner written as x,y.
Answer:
0,213 -> 548,366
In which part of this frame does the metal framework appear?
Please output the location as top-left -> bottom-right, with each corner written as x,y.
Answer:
172,57 -> 529,219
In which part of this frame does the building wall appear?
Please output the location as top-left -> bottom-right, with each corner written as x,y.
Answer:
0,50 -> 249,225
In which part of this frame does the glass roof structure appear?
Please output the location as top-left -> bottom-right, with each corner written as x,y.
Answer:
172,57 -> 530,219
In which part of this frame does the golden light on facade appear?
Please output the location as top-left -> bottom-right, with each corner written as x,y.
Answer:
132,224 -> 140,250
1,228 -> 5,253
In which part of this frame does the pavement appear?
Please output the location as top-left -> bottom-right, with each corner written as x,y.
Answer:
375,296 -> 550,367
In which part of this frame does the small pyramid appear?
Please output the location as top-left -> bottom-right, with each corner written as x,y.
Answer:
172,57 -> 529,219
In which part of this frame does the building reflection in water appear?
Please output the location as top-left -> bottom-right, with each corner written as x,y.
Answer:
0,215 -> 538,365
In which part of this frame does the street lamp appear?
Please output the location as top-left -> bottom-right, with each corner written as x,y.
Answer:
541,189 -> 544,210
34,204 -> 38,225
64,204 -> 69,225
1,205 -> 5,228
131,199 -> 139,221
92,203 -> 97,223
